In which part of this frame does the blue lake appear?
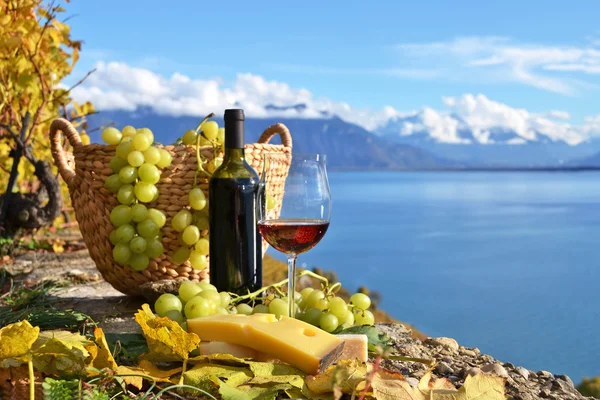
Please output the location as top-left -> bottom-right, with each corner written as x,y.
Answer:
268,171 -> 600,383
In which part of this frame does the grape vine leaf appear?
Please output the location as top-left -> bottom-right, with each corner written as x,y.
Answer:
32,330 -> 92,375
0,320 -> 39,367
431,374 -> 506,400
247,362 -> 305,389
114,365 -> 144,390
183,362 -> 253,394
134,303 -> 200,362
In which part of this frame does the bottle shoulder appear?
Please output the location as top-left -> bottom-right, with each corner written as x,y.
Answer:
211,159 -> 259,181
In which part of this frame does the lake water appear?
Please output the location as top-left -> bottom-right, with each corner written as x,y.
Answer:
267,171 -> 600,383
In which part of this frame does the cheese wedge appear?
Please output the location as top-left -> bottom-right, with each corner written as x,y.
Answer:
187,313 -> 344,374
198,334 -> 369,363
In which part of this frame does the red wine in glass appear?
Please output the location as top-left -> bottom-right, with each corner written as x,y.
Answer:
258,218 -> 329,255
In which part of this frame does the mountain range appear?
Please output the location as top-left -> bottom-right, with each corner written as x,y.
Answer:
87,106 -> 600,170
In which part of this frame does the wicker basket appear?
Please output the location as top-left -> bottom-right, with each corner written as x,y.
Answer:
50,118 -> 292,296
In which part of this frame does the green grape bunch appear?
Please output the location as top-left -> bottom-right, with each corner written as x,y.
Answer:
103,125 -> 171,272
152,270 -> 376,335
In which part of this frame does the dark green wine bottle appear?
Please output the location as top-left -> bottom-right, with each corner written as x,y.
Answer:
208,109 -> 263,294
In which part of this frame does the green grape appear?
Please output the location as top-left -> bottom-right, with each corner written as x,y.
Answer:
228,306 -> 238,314
131,204 -> 148,222
129,236 -> 147,254
143,147 -> 161,165
199,290 -> 221,304
193,213 -> 209,230
138,163 -> 160,184
110,205 -> 132,226
194,238 -> 209,256
314,298 -> 329,311
184,296 -> 211,318
119,166 -> 138,184
154,293 -> 183,316
350,293 -> 371,310
157,149 -> 172,168
179,281 -> 202,302
137,219 -> 159,238
172,209 -> 192,232
354,310 -> 375,326
114,223 -> 135,244
306,290 -> 325,309
319,312 -> 339,333
102,127 -> 122,145
303,308 -> 323,327
300,287 -> 314,306
147,208 -> 166,228
117,184 -> 135,205
132,133 -> 151,152
182,130 -> 198,145
202,121 -> 219,141
189,188 -> 207,210
268,298 -> 288,318
216,127 -> 225,145
198,282 -> 217,292
172,246 -> 190,264
329,297 -> 349,320
122,125 -> 137,137
215,307 -> 228,315
113,243 -> 131,265
207,298 -> 218,314
116,141 -> 133,160
180,321 -> 187,330
109,230 -> 120,245
134,182 -> 157,203
110,157 -> 129,173
127,150 -> 145,167
129,253 -> 149,271
189,251 -> 207,270
219,292 -> 231,308
342,310 -> 355,326
252,304 -> 269,314
145,237 -> 164,258
137,128 -> 154,143
105,174 -> 122,193
164,310 -> 185,324
182,225 -> 200,245
236,303 -> 253,315
293,291 -> 302,304
266,195 -> 276,210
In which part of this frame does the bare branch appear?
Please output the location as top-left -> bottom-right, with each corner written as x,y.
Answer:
26,57 -> 49,143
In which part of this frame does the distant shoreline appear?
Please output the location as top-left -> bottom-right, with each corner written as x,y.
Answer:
328,166 -> 600,173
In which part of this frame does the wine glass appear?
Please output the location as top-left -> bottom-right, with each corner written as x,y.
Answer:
258,153 -> 332,318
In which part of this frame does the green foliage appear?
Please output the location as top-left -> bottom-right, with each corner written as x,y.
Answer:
42,378 -> 79,400
577,376 -> 600,397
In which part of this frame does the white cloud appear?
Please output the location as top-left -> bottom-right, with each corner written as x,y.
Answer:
396,36 -> 600,96
73,61 -> 600,146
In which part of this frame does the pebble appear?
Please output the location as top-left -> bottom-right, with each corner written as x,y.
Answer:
555,375 -> 575,389
405,377 -> 419,387
538,370 -> 555,380
435,362 -> 454,376
427,337 -> 459,351
481,363 -> 509,378
515,366 -> 530,380
466,367 -> 482,376
460,349 -> 476,357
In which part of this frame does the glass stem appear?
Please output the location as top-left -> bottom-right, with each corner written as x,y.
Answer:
287,254 -> 297,318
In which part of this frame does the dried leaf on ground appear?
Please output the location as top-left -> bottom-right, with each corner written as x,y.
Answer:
184,362 -> 252,394
0,320 -> 39,367
86,327 -> 118,371
247,361 -> 304,389
432,373 -> 506,400
114,365 -> 145,390
134,303 -> 199,362
418,370 -> 456,393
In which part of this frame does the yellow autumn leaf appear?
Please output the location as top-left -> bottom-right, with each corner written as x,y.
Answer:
88,327 -> 118,371
114,366 -> 145,390
366,369 -> 426,400
0,320 -> 40,367
418,370 -> 456,393
134,304 -> 200,362
52,239 -> 65,253
32,330 -> 92,375
305,359 -> 368,395
138,359 -> 182,380
432,374 -> 506,400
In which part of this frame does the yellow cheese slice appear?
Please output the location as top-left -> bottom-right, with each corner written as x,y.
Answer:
199,333 -> 369,363
187,313 -> 344,374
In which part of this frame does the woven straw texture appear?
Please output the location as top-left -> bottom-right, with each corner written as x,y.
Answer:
50,118 -> 292,296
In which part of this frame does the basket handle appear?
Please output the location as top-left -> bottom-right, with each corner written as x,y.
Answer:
257,123 -> 292,148
50,118 -> 82,185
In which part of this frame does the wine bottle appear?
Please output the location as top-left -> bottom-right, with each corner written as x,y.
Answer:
208,109 -> 263,294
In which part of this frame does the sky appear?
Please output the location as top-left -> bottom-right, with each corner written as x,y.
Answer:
63,0 -> 600,142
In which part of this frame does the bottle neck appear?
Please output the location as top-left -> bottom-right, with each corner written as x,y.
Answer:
223,147 -> 246,162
